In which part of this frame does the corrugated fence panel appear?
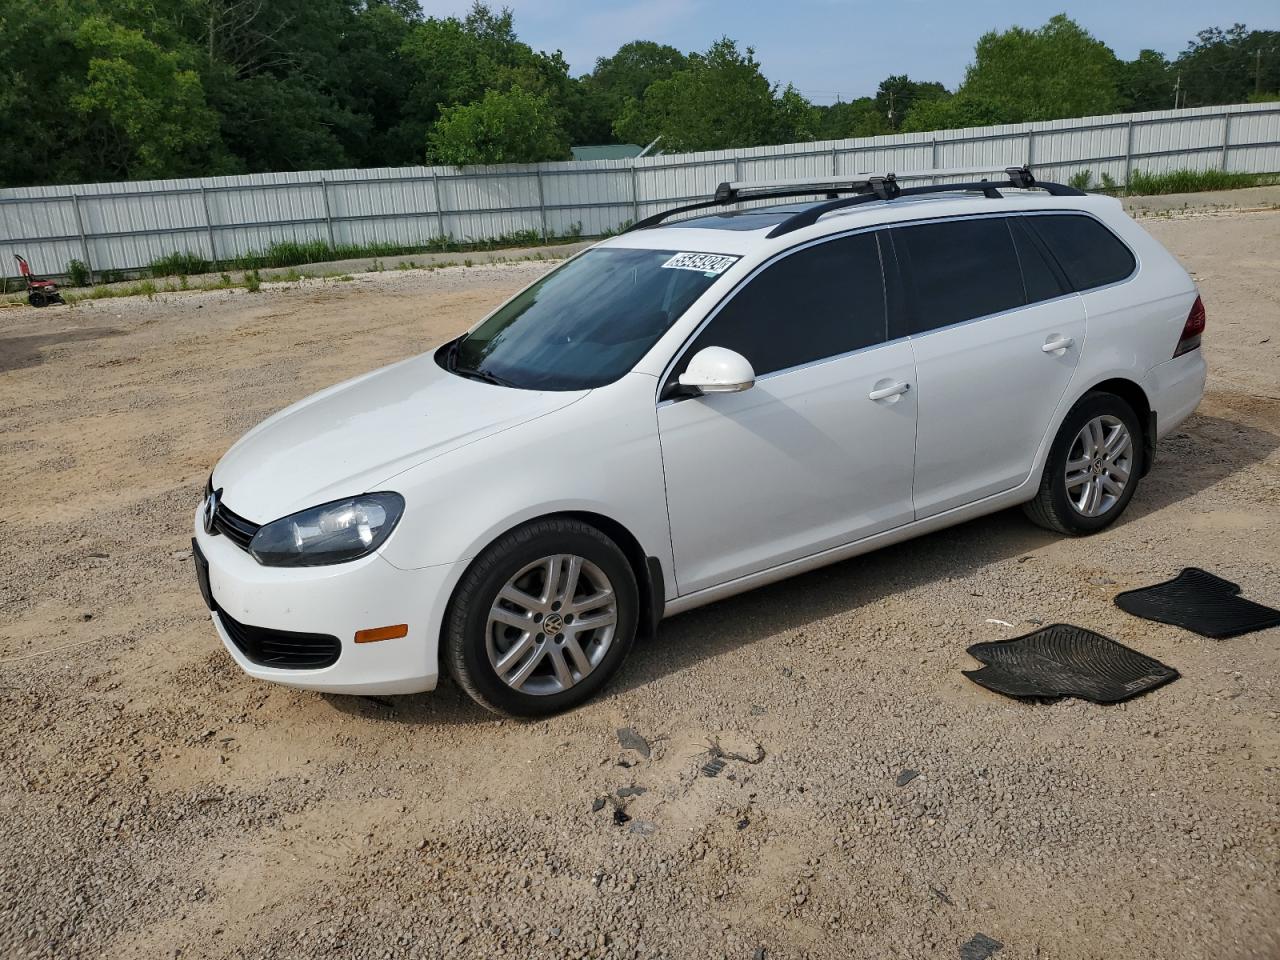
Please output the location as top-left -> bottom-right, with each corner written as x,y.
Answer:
2,102 -> 1278,282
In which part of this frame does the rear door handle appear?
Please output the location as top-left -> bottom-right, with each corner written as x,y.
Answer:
868,381 -> 911,401
1042,336 -> 1075,353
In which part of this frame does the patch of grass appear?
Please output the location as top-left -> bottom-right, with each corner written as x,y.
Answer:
1124,168 -> 1260,196
1067,170 -> 1092,191
149,250 -> 211,278
244,270 -> 262,293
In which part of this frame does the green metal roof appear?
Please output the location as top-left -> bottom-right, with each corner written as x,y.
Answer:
570,144 -> 646,161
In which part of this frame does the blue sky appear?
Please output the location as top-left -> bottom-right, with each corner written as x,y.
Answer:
422,1 -> 1278,101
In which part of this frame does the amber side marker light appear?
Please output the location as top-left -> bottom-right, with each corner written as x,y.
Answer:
355,624 -> 409,644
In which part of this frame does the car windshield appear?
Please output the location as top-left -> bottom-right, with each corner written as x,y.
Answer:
446,247 -> 736,390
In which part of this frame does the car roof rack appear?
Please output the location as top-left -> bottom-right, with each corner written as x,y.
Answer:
625,165 -> 1085,236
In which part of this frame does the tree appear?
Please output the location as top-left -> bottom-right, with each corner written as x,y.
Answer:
1175,25 -> 1280,105
613,38 -> 813,151
812,98 -> 891,140
427,87 -> 569,165
874,75 -> 948,130
963,15 -> 1121,121
586,41 -> 688,140
71,15 -> 225,180
901,94 -> 1005,133
1116,49 -> 1173,112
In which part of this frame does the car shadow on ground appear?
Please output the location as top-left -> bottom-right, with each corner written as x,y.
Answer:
325,409 -> 1278,725
0,327 -> 122,374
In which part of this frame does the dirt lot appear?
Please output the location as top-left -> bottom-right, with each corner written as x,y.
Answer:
1,201 -> 1278,960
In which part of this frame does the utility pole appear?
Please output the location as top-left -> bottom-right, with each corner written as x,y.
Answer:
1258,49 -> 1264,97
1172,72 -> 1181,110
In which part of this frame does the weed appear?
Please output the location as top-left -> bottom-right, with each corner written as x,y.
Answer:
150,250 -> 210,278
66,259 -> 91,287
1124,168 -> 1260,196
1067,170 -> 1093,191
244,270 -> 262,293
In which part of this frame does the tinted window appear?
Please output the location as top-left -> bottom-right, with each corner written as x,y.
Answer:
1010,217 -> 1067,303
1029,214 -> 1136,291
450,247 -> 732,390
678,232 -> 886,379
895,218 -> 1025,333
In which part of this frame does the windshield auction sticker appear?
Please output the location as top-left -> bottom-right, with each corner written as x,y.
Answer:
661,252 -> 740,276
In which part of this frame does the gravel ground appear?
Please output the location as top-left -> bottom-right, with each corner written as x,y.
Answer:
1,199 -> 1278,960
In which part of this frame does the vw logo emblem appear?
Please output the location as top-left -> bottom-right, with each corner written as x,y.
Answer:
542,613 -> 564,637
202,488 -> 221,535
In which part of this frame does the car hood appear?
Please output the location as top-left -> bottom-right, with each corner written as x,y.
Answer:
212,352 -> 587,523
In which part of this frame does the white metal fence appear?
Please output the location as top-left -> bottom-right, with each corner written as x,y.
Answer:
2,101 -> 1278,284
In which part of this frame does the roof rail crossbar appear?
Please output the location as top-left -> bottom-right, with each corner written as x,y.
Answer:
766,170 -> 1085,238
625,165 -> 1084,233
626,174 -> 893,232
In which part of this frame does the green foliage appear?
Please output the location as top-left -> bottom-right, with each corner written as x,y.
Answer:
875,75 -> 949,130
1068,170 -> 1093,191
1176,26 -> 1280,107
812,98 -> 891,140
149,251 -> 211,278
66,260 -> 90,287
0,2 -> 1273,188
904,14 -> 1123,132
586,41 -> 688,137
428,88 -> 570,165
244,270 -> 262,293
1124,169 -> 1259,195
1116,50 -> 1174,112
614,38 -> 813,151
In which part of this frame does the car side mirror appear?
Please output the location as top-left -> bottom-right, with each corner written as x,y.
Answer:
676,346 -> 756,396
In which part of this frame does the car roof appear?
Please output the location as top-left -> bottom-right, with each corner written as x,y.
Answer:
601,191 -> 1123,257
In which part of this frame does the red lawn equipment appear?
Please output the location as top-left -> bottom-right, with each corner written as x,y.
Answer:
14,254 -> 65,307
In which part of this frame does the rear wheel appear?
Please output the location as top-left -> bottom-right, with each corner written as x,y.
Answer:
28,291 -> 47,308
1024,392 -> 1143,536
443,518 -> 638,717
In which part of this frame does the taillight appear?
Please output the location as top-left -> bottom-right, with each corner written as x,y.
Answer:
1174,295 -> 1205,358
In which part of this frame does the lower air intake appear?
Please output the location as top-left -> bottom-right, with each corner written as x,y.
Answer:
216,605 -> 341,669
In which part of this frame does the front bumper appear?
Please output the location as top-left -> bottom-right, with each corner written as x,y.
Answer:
193,506 -> 459,695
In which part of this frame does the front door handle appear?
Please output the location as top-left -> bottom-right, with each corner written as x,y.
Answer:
868,380 -> 911,401
1042,336 -> 1075,353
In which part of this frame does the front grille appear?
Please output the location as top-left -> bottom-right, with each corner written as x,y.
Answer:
212,502 -> 260,551
216,604 -> 341,670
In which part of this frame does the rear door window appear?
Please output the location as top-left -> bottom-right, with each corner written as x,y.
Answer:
1027,214 -> 1136,291
675,231 -> 887,380
1010,217 -> 1067,303
893,218 -> 1025,334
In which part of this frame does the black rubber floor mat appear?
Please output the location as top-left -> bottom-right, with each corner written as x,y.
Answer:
964,624 -> 1178,703
1114,567 -> 1280,639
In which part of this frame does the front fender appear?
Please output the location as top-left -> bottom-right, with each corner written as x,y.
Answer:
376,373 -> 675,599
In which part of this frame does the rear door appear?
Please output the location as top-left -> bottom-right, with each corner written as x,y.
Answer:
657,231 -> 918,594
893,215 -> 1086,517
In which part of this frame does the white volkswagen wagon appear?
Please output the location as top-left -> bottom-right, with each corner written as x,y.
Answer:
193,167 -> 1207,716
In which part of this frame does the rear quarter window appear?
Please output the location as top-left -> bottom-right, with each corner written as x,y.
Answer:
1028,214 -> 1136,291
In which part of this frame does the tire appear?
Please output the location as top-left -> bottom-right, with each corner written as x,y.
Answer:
1023,391 -> 1144,536
28,291 -> 47,308
443,518 -> 639,717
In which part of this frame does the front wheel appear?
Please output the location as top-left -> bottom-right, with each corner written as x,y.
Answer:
1023,392 -> 1143,536
443,518 -> 639,717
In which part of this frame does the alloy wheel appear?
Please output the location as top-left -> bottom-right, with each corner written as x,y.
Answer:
1064,414 -> 1133,517
485,554 -> 618,695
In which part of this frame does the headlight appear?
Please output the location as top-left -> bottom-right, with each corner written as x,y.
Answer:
248,493 -> 404,567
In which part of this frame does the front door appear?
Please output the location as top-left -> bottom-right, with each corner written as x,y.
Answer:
657,231 -> 918,595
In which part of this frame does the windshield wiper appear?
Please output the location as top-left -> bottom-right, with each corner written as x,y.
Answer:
445,336 -> 519,388
453,364 -> 519,388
